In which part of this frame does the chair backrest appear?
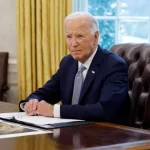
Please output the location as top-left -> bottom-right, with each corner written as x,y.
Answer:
110,43 -> 150,129
0,52 -> 8,101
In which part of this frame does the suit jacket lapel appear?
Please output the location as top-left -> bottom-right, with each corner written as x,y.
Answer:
79,46 -> 106,103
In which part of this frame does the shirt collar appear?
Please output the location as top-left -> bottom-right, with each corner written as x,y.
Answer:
78,47 -> 98,70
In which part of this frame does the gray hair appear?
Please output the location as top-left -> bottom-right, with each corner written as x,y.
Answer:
64,12 -> 99,34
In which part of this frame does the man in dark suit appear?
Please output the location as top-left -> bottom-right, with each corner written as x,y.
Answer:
20,12 -> 130,124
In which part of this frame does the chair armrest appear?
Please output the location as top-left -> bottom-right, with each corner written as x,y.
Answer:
0,85 -> 9,102
1,85 -> 9,91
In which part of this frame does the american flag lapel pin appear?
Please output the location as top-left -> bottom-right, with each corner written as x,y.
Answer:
92,70 -> 95,74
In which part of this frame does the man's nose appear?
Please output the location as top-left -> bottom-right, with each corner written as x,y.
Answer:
72,37 -> 78,47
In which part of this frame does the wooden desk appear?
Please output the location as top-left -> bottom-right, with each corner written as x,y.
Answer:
0,102 -> 150,150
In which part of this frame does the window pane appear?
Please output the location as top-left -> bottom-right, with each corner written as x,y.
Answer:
88,0 -> 117,16
120,0 -> 150,16
98,20 -> 115,49
119,21 -> 149,43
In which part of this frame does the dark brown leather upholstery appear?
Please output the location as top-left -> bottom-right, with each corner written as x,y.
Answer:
110,43 -> 150,129
0,52 -> 9,102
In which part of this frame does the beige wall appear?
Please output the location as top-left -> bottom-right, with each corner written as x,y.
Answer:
0,0 -> 18,104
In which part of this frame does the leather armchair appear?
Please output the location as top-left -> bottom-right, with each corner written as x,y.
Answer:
0,52 -> 9,102
110,43 -> 150,129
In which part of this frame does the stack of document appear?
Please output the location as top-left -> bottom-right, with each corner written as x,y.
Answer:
0,112 -> 93,129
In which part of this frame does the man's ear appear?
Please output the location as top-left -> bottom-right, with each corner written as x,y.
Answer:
94,31 -> 99,45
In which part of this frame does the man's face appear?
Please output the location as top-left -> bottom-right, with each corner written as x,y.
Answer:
65,18 -> 99,63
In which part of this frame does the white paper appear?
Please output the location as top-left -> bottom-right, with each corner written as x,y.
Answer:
0,112 -> 84,125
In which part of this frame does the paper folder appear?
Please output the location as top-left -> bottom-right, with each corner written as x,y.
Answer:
0,112 -> 94,129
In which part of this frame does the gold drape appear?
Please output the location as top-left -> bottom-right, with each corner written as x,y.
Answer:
16,0 -> 72,101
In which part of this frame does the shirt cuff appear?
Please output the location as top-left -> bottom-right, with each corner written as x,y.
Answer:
20,102 -> 26,111
53,104 -> 60,118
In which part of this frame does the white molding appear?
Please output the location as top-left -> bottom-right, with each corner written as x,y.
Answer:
7,59 -> 17,85
8,58 -> 17,72
8,73 -> 17,84
8,82 -> 17,85
8,63 -> 17,72
8,58 -> 17,65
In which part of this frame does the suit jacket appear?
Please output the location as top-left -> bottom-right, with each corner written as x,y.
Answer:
21,45 -> 131,125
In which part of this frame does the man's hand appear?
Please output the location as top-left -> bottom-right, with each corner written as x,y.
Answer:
37,100 -> 54,117
24,99 -> 39,115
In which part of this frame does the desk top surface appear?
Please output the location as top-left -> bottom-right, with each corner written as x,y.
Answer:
0,102 -> 150,150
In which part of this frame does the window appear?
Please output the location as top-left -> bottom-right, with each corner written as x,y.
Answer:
73,0 -> 150,49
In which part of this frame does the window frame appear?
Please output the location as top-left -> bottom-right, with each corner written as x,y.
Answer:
73,0 -> 150,44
